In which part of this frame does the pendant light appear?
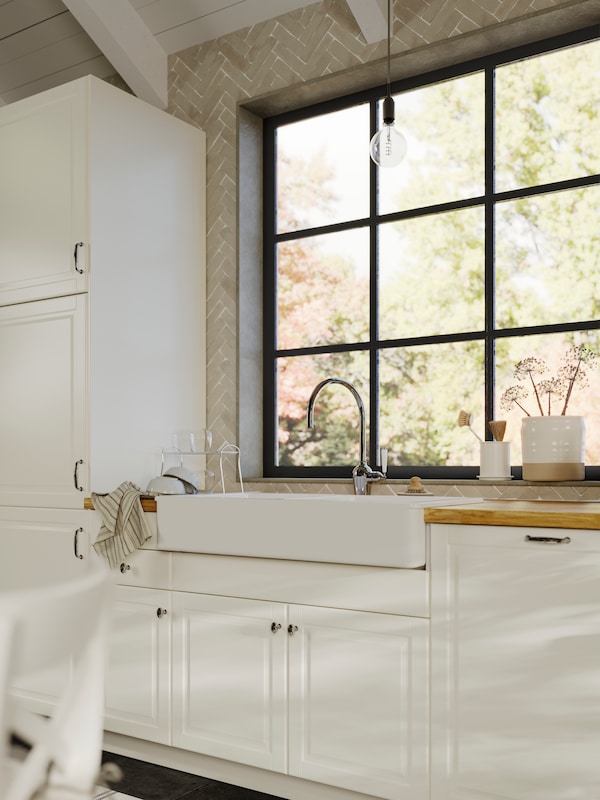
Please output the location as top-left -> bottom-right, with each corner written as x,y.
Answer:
369,0 -> 407,168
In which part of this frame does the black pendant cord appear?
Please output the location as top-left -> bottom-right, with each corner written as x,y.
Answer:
386,0 -> 391,96
383,0 -> 394,123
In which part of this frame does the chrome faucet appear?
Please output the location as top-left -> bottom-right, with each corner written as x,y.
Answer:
306,377 -> 386,495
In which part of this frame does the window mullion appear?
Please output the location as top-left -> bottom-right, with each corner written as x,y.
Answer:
370,97 -> 380,468
484,64 -> 496,438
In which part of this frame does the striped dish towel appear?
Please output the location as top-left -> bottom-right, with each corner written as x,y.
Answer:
92,482 -> 151,568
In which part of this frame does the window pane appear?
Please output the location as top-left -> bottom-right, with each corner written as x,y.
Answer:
496,40 -> 600,192
380,342 -> 485,467
495,185 -> 600,329
277,229 -> 370,350
276,105 -> 370,233
379,72 -> 485,215
495,332 -> 600,466
379,207 -> 485,340
276,352 -> 370,467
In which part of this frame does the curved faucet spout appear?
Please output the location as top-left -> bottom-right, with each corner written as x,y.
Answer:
306,377 -> 368,468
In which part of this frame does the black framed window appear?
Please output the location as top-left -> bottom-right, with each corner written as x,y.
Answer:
263,27 -> 600,480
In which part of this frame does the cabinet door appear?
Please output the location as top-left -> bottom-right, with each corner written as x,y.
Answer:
288,605 -> 429,800
2,508 -> 92,715
171,593 -> 287,771
0,295 -> 87,508
431,524 -> 600,800
104,585 -> 171,744
0,82 -> 88,305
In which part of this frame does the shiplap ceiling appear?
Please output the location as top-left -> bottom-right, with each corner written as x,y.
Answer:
0,0 -> 387,108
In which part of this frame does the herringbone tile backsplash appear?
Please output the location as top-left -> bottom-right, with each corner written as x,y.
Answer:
165,0 -> 594,497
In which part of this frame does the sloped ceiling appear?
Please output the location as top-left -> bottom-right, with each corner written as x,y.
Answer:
0,0 -> 387,107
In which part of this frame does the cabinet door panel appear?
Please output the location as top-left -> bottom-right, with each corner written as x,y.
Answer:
431,524 -> 600,800
288,605 -> 429,800
2,508 -> 92,715
0,83 -> 88,304
0,295 -> 87,508
172,593 -> 287,772
104,585 -> 171,744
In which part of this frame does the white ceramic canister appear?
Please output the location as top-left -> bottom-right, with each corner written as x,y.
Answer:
479,441 -> 511,480
521,415 -> 585,481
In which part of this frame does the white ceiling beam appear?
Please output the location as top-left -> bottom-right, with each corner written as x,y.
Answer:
345,0 -> 388,44
61,0 -> 168,108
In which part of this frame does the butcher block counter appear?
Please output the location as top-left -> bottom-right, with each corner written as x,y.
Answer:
424,499 -> 600,529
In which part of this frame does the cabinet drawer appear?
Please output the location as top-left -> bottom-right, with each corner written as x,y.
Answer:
113,549 -> 170,589
172,553 -> 429,617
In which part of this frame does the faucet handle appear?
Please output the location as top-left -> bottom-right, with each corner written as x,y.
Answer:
380,448 -> 388,475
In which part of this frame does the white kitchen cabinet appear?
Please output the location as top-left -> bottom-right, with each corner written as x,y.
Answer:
171,592 -> 288,771
430,523 -> 600,800
171,590 -> 428,800
0,75 -> 205,507
288,604 -> 428,800
0,295 -> 87,508
1,506 -> 93,716
0,82 -> 88,305
101,551 -> 431,800
103,584 -> 171,745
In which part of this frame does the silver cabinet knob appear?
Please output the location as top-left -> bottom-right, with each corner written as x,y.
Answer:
119,562 -> 131,573
287,624 -> 299,636
156,608 -> 168,618
271,622 -> 282,633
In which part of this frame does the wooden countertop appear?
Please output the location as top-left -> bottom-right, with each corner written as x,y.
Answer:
424,500 -> 600,529
84,496 -> 157,512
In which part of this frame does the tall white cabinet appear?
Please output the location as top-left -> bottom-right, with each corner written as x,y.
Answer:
430,523 -> 600,800
0,76 -> 205,508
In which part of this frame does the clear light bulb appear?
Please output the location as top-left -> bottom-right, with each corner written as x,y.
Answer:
369,95 -> 407,168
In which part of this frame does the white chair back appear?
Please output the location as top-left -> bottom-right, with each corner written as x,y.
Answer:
0,565 -> 112,800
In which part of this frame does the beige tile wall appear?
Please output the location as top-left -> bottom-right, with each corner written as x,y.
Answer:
165,0 -> 599,498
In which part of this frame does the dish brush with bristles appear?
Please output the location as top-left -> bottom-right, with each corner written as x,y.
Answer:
398,476 -> 433,496
488,420 -> 507,441
457,410 -> 483,441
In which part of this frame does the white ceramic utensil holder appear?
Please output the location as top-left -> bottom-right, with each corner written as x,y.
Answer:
479,441 -> 511,480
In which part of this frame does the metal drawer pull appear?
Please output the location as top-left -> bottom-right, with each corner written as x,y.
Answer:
288,624 -> 299,636
73,459 -> 84,491
156,608 -> 168,618
270,622 -> 281,633
74,241 -> 85,273
524,534 -> 571,545
73,527 -> 84,559
119,562 -> 131,573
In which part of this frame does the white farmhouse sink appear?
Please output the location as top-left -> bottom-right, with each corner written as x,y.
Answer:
155,492 -> 482,568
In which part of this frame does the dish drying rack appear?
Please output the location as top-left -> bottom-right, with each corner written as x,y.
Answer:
161,434 -> 243,494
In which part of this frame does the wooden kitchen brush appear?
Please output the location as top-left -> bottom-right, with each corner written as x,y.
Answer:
488,420 -> 507,441
457,410 -> 483,441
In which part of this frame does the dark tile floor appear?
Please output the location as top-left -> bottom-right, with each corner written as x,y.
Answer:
101,752 -> 286,800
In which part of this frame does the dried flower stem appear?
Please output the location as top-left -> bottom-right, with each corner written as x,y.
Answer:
500,346 -> 596,417
559,345 -> 596,415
